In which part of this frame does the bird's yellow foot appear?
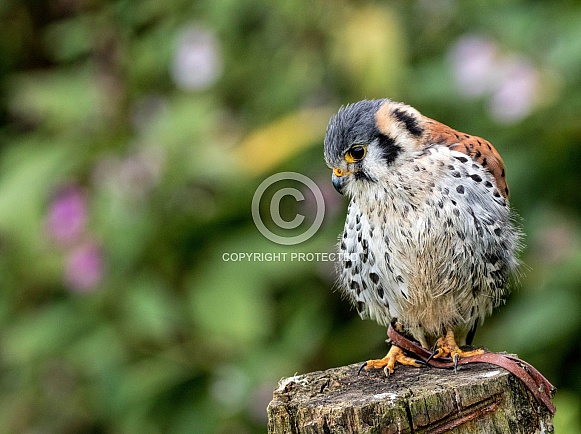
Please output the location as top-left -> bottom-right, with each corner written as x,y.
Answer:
359,344 -> 422,376
430,329 -> 484,369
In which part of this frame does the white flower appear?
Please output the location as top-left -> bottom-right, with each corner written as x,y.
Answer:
171,24 -> 223,91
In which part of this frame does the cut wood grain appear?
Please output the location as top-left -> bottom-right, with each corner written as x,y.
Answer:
268,362 -> 554,433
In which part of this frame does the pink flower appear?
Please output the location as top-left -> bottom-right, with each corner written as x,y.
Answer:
489,58 -> 540,124
45,186 -> 87,245
448,34 -> 499,97
64,242 -> 103,293
449,34 -> 542,124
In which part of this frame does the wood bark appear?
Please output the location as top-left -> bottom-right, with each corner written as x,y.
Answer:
267,362 -> 553,433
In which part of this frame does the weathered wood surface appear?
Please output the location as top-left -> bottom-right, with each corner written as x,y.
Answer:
268,362 -> 554,433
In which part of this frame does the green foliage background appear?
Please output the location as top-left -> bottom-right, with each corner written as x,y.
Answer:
1,0 -> 580,432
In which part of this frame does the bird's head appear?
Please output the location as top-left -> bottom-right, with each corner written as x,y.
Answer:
324,99 -> 427,196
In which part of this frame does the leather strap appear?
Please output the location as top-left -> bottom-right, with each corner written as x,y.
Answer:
387,323 -> 556,414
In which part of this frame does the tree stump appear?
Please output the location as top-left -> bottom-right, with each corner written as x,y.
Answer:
267,362 -> 554,433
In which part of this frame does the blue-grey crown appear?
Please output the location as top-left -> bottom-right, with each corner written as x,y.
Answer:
324,99 -> 386,167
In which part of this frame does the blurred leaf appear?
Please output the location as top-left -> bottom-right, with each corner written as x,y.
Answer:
7,68 -> 106,132
43,16 -> 95,62
129,20 -> 175,88
188,261 -> 271,348
234,106 -> 333,175
553,391 -> 581,434
330,5 -> 406,98
66,324 -> 126,380
114,358 -> 188,413
93,190 -> 156,273
122,274 -> 182,342
2,302 -> 95,365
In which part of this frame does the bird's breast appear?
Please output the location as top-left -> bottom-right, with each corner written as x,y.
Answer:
337,146 -> 521,333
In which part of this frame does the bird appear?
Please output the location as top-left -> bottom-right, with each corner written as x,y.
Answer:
323,99 -> 522,375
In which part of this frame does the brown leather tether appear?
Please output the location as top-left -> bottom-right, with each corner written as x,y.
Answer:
387,323 -> 556,414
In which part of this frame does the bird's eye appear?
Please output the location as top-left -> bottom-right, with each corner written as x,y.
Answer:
345,145 -> 367,163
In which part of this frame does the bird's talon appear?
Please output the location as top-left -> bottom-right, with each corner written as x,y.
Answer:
430,329 -> 484,370
362,345 -> 421,376
358,362 -> 368,376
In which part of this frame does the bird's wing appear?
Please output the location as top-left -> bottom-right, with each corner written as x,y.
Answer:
423,117 -> 509,199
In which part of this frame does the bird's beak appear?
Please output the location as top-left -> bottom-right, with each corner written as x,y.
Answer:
332,168 -> 348,195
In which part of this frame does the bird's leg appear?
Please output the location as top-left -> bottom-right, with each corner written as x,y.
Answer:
360,345 -> 422,376
431,329 -> 484,369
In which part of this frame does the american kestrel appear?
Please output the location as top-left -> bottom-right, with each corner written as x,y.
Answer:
324,99 -> 522,374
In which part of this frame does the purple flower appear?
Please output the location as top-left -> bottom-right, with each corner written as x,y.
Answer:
45,186 -> 87,245
64,242 -> 103,293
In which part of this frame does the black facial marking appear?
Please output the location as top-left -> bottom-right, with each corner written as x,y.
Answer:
454,156 -> 468,163
370,272 -> 379,284
392,108 -> 423,137
470,174 -> 482,183
376,133 -> 401,165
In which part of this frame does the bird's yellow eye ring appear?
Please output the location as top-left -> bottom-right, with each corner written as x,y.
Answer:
345,145 -> 367,163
